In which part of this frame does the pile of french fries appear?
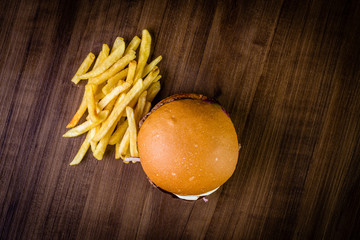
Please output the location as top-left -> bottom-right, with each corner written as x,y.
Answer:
64,29 -> 162,165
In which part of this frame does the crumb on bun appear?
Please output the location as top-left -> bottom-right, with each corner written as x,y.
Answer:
138,93 -> 239,196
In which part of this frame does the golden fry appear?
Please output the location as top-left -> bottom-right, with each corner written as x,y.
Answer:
154,75 -> 162,82
124,36 -> 141,55
89,51 -> 136,85
101,68 -> 128,94
89,126 -> 98,152
142,101 -> 152,118
134,91 -> 147,122
126,60 -> 137,85
66,94 -> 87,128
134,29 -> 151,81
86,44 -> 110,100
117,79 -> 125,86
111,37 -> 125,53
98,82 -> 131,110
128,67 -> 159,108
142,56 -> 162,78
94,44 -> 110,68
79,44 -> 125,79
104,98 -> 116,112
94,91 -> 105,102
85,84 -> 99,123
63,110 -> 109,137
71,52 -> 96,84
142,67 -> 160,91
67,30 -> 163,165
69,132 -> 92,165
93,123 -> 117,160
67,45 -> 110,128
126,106 -> 139,157
109,119 -> 128,145
93,79 -> 143,141
117,128 -> 130,159
115,142 -> 121,159
146,81 -> 161,102
125,140 -> 132,161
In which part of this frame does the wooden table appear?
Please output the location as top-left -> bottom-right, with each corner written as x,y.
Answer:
1,0 -> 359,239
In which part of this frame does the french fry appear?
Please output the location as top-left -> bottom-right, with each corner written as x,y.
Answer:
142,56 -> 162,78
119,67 -> 158,118
115,143 -> 120,159
101,68 -> 128,94
147,81 -> 161,102
89,51 -> 136,85
125,142 -> 132,161
98,82 -> 131,110
104,98 -> 117,112
141,67 -> 160,92
89,126 -> 99,152
109,119 -> 128,145
79,44 -> 126,79
66,30 -> 163,165
88,44 -> 109,102
154,75 -> 162,82
93,123 -> 117,160
117,79 -> 126,86
94,91 -> 105,102
126,60 -> 137,85
142,101 -> 152,118
111,37 -> 125,53
63,110 -> 109,137
66,94 -> 87,128
71,52 -> 96,84
85,84 -> 99,123
124,36 -> 141,55
115,142 -> 122,159
94,44 -> 110,67
67,45 -> 109,128
102,80 -> 125,95
89,44 -> 110,94
93,79 -> 143,141
105,92 -> 125,112
69,132 -> 92,165
135,91 -> 147,122
117,128 -> 130,159
134,29 -> 151,81
128,67 -> 159,108
126,107 -> 139,157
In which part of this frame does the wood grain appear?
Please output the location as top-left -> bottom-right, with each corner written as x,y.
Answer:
1,0 -> 360,239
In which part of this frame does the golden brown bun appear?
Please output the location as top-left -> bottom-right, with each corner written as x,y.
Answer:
138,94 -> 239,195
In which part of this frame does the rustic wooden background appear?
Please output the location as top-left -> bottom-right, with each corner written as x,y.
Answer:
1,0 -> 360,239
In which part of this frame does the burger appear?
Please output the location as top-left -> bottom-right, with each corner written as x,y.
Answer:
138,93 -> 239,200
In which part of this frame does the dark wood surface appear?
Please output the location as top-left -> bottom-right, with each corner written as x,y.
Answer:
1,0 -> 360,239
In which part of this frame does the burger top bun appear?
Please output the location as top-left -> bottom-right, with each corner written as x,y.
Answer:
138,94 -> 239,196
